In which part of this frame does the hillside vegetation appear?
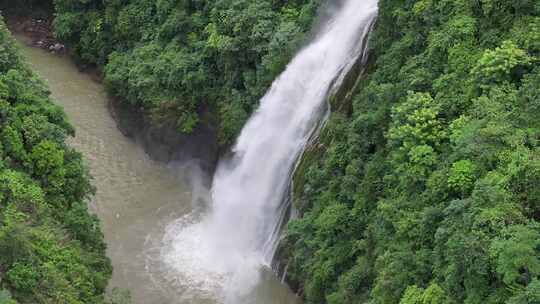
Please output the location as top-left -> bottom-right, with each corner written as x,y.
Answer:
1,0 -> 539,303
283,0 -> 540,303
0,18 -> 112,304
52,0 -> 321,145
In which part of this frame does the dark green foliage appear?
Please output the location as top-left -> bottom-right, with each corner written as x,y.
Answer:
0,18 -> 111,303
52,0 -> 321,144
0,0 -> 53,18
3,0 -> 538,302
284,1 -> 540,303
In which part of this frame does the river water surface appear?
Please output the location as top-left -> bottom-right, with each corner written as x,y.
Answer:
16,35 -> 299,304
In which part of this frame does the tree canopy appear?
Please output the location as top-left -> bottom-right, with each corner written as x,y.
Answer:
53,0 -> 321,145
283,0 -> 540,303
0,17 -> 112,303
1,0 -> 539,303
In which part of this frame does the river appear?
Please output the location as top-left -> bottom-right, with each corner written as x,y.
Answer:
15,35 -> 300,304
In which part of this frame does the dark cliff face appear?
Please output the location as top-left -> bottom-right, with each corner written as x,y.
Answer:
0,0 -> 53,18
109,97 -> 219,175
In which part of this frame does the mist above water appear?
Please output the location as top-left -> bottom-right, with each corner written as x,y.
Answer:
161,0 -> 379,302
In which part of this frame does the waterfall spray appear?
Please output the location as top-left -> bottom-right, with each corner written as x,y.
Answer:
161,1 -> 379,302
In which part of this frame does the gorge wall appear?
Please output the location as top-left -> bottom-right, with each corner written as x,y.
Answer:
1,1 -> 539,304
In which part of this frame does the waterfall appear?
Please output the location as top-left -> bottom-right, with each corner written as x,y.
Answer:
160,0 -> 379,302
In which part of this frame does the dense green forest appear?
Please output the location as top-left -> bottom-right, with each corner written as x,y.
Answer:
0,18 -> 113,303
283,0 -> 540,303
50,0 -> 321,145
1,0 -> 539,303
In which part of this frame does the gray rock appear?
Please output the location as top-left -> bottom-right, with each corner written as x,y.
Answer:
51,43 -> 65,53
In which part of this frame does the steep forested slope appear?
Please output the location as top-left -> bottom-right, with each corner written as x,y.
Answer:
284,0 -> 540,303
0,18 -> 112,303
52,0 -> 321,145
2,0 -> 538,303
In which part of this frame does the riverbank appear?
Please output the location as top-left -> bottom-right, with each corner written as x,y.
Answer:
7,17 -> 220,174
13,23 -> 301,304
14,33 -> 196,303
0,17 -> 112,303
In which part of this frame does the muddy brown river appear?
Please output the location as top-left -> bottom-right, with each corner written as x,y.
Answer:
16,35 -> 299,304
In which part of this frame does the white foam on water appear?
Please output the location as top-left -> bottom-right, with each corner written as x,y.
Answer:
160,1 -> 379,302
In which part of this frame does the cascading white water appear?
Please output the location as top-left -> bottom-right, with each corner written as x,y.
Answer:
161,0 -> 379,302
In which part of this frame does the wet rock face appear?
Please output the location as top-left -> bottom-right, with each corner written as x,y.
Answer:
108,97 -> 220,175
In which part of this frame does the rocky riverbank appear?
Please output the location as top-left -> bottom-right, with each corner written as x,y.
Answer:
6,16 -> 65,53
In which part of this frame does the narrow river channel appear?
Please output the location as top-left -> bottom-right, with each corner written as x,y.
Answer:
15,36 -> 299,304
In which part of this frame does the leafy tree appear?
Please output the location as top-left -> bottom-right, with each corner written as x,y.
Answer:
0,289 -> 18,304
52,0 -> 320,145
490,224 -> 540,287
447,160 -> 476,195
0,17 -> 111,303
